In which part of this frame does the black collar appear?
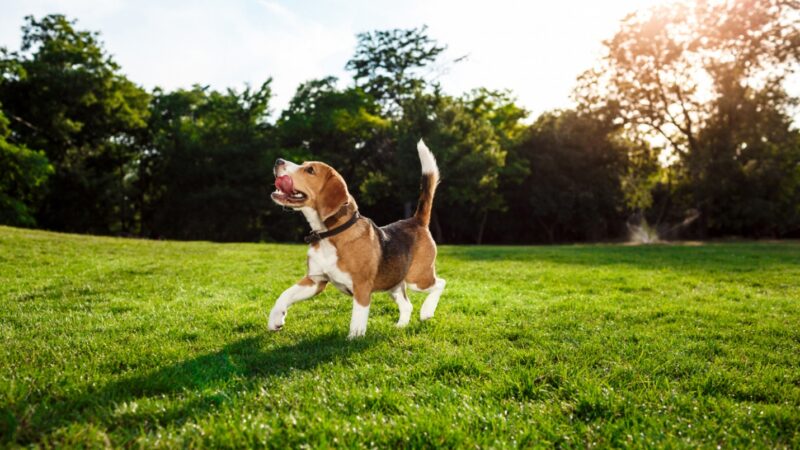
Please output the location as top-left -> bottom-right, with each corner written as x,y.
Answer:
304,212 -> 361,244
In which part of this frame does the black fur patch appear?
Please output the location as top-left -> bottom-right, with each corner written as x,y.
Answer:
370,218 -> 417,289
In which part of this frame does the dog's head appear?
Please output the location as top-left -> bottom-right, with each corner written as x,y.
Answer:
271,158 -> 350,220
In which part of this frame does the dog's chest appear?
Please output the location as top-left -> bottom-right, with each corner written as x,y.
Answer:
307,240 -> 353,295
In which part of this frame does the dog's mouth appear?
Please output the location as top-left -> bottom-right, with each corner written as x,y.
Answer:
272,175 -> 307,204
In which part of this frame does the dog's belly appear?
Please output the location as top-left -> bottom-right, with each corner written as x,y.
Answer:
307,240 -> 354,295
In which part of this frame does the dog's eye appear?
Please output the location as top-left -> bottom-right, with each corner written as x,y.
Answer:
305,166 -> 315,175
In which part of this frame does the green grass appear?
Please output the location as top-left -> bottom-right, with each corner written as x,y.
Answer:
1,226 -> 799,448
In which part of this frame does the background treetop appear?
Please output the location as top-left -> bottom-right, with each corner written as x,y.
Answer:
346,26 -> 446,116
1,2 -> 799,243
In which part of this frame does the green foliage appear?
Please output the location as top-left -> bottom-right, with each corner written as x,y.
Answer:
406,93 -> 508,243
341,27 -> 521,243
461,88 -> 528,149
140,82 -> 275,241
0,14 -> 150,233
0,109 -> 52,226
619,137 -> 662,219
577,0 -> 800,237
278,76 -> 522,244
689,83 -> 800,236
278,77 -> 390,187
2,12 -> 799,243
346,26 -> 445,116
276,77 -> 397,236
493,110 -> 629,243
2,227 -> 799,447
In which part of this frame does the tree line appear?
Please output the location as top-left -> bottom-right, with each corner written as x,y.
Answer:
1,1 -> 799,244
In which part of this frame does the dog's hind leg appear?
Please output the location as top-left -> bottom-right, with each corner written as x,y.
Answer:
409,276 -> 446,321
268,277 -> 327,331
389,283 -> 413,328
405,230 -> 444,321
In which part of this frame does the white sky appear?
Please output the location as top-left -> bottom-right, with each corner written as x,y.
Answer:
1,0 -> 671,118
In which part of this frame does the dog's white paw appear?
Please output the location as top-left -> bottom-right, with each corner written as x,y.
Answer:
395,301 -> 412,328
348,300 -> 369,339
419,304 -> 436,321
268,308 -> 287,331
347,325 -> 366,339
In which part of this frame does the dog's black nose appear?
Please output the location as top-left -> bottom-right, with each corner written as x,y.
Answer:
275,158 -> 285,167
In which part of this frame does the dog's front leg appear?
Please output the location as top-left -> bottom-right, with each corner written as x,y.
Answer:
268,276 -> 327,331
348,285 -> 372,339
389,283 -> 412,327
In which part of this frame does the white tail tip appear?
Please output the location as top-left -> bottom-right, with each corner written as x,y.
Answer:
417,139 -> 438,175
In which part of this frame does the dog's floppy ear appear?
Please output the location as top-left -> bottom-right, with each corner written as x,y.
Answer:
317,171 -> 349,221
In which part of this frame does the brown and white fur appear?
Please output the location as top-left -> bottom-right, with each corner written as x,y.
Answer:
268,140 -> 445,338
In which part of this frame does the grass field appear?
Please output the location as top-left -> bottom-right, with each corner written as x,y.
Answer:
1,226 -> 799,448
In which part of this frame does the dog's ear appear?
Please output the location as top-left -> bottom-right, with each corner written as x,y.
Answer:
317,171 -> 349,221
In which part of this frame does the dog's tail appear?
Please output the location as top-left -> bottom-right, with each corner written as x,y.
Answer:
413,139 -> 440,227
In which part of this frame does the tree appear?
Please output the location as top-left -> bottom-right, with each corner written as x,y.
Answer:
275,77 -> 394,237
344,24 -> 524,244
0,14 -> 149,233
394,91 -> 512,244
576,0 -> 800,237
139,82 -> 276,241
461,89 -> 529,243
0,108 -> 52,226
497,110 -> 629,243
346,26 -> 445,116
693,85 -> 800,236
278,77 -> 391,190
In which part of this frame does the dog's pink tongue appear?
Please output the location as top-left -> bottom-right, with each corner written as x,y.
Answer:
275,175 -> 294,194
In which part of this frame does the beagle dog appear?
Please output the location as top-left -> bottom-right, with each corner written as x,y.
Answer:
268,140 -> 445,338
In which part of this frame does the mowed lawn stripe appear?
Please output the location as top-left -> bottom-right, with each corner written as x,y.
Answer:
1,226 -> 798,448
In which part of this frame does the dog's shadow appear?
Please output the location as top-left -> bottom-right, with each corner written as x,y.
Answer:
106,332 -> 369,398
16,332 -> 372,445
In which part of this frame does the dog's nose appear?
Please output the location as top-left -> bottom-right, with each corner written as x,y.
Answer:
275,158 -> 285,167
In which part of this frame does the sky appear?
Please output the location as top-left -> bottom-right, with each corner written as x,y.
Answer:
1,0 -> 669,118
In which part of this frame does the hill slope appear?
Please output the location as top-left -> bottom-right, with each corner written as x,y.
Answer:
1,226 -> 799,447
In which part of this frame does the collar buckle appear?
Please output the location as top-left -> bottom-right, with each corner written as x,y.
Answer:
304,231 -> 322,244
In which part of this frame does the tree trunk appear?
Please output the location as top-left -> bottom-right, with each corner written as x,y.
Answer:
119,165 -> 127,234
536,217 -> 556,243
476,210 -> 488,245
655,170 -> 672,227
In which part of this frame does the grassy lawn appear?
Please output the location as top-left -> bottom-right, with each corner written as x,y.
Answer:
1,226 -> 799,448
